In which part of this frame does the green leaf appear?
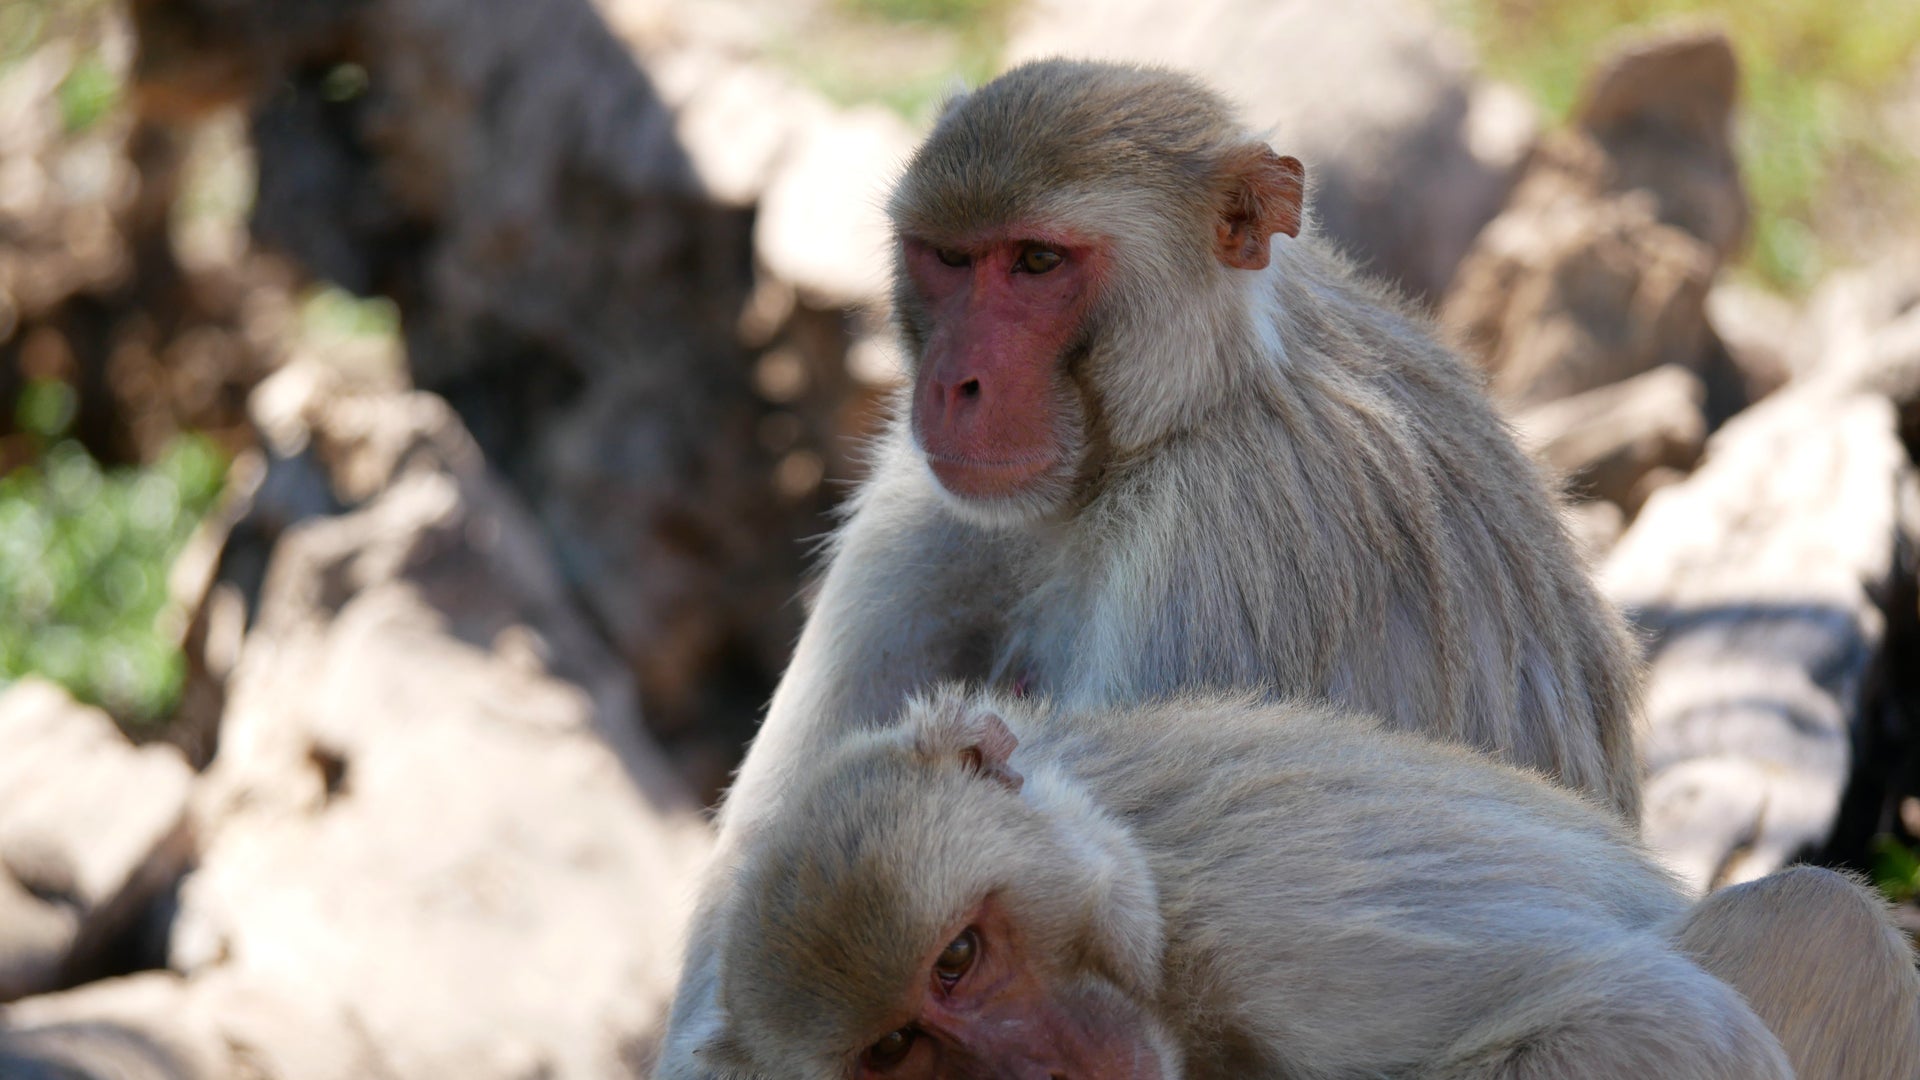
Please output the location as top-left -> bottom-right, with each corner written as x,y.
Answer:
56,51 -> 119,134
0,429 -> 227,728
1871,835 -> 1920,904
15,378 -> 75,438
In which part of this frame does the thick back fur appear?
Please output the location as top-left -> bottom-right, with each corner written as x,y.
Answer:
887,59 -> 1643,819
713,688 -> 1796,1079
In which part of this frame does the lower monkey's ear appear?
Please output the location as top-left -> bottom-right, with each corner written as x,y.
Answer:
958,709 -> 1024,793
1214,145 -> 1305,270
911,694 -> 1025,794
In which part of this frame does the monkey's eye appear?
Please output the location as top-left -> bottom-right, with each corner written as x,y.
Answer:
863,1028 -> 915,1070
933,929 -> 978,986
1015,246 -> 1063,274
934,247 -> 971,268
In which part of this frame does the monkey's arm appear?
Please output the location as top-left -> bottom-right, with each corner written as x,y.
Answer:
655,434 -> 1011,1080
719,433 -> 1014,835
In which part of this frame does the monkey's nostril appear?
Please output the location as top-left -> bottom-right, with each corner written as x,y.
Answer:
957,379 -> 981,400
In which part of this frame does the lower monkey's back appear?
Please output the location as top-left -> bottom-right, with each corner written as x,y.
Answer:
1013,687 -> 1689,1068
1025,693 -> 1687,1073
1025,692 -> 1676,923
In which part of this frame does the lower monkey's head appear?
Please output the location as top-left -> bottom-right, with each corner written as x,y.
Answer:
888,59 -> 1304,527
704,688 -> 1174,1079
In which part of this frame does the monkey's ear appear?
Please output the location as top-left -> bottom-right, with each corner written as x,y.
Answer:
957,709 -> 1024,793
912,695 -> 1025,794
1214,145 -> 1305,271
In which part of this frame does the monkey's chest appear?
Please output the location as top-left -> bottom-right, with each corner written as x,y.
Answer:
983,557 -> 1258,705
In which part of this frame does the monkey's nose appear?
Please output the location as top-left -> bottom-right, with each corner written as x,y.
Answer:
932,375 -> 984,419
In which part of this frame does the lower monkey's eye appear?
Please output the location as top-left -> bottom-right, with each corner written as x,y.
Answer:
935,247 -> 970,268
934,929 -> 978,985
864,1028 -> 915,1070
1016,245 -> 1063,274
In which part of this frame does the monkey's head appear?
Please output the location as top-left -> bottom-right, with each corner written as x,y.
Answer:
705,687 -> 1174,1079
889,58 -> 1304,527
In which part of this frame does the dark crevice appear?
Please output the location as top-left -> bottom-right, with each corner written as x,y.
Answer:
309,741 -> 350,802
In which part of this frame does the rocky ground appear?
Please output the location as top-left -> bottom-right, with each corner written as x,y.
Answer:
1,1 -> 1918,1077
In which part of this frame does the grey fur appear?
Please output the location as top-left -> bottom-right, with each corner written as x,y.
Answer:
655,59 -> 1643,1078
712,688 -> 1800,1079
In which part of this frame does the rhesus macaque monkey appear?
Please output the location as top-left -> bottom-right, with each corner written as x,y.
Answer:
658,58 -> 1646,1075
704,688 -> 1920,1080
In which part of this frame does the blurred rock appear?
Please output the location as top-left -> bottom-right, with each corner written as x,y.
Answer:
1625,464 -> 1690,516
651,51 -> 820,208
1563,498 -> 1626,565
162,363 -> 709,1080
755,104 -> 916,309
1794,251 -> 1920,410
1513,364 -> 1707,515
1008,0 -> 1532,301
0,28 -> 281,469
649,48 -> 908,586
0,970 -> 380,1080
648,39 -> 916,310
636,48 -> 915,783
159,444 -> 283,771
132,0 -> 840,780
1706,281 -> 1797,406
0,681 -> 192,1002
0,872 -> 78,1009
0,45 -> 133,327
1574,27 -> 1747,262
1443,26 -> 1747,410
1605,385 -> 1920,892
1445,179 -> 1716,406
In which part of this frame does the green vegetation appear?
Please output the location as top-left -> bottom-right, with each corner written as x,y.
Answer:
0,380 -> 227,727
56,49 -> 118,131
1442,0 -> 1920,292
1872,834 -> 1920,904
838,0 -> 1016,27
779,0 -> 1017,120
301,283 -> 402,341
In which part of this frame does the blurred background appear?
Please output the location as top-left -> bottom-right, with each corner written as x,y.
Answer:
0,0 -> 1917,1076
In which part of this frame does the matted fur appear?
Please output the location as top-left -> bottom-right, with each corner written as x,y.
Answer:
708,688 -> 1805,1079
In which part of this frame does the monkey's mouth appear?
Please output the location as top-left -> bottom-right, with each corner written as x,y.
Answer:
925,451 -> 1060,499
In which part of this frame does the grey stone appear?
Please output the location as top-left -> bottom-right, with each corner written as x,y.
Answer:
0,681 -> 193,1002
1604,387 -> 1919,891
166,366 -> 711,1080
1007,0 -> 1529,301
1513,363 -> 1707,515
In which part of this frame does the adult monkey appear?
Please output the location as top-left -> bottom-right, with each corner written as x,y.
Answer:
704,688 -> 1920,1080
657,59 -> 1642,1075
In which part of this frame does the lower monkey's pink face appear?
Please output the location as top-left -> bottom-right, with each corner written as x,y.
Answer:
852,896 -> 1166,1080
902,231 -> 1105,515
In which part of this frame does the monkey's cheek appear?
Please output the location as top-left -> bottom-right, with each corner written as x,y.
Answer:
1030,1010 -> 1169,1080
973,983 -> 1167,1080
1062,1029 -> 1170,1080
